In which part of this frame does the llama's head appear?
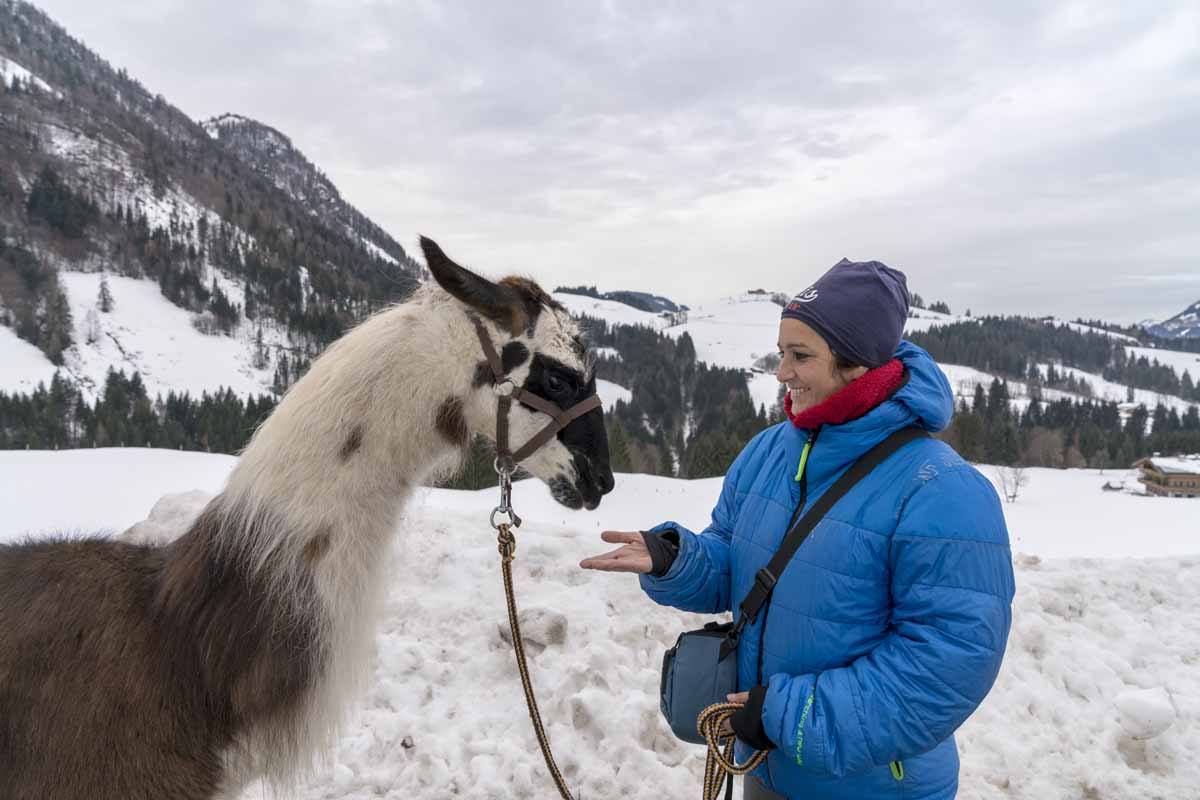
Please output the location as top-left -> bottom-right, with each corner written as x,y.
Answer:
421,237 -> 615,510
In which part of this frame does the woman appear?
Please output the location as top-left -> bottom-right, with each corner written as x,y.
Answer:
581,259 -> 1015,800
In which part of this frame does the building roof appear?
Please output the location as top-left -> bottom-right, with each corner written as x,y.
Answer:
1137,455 -> 1200,475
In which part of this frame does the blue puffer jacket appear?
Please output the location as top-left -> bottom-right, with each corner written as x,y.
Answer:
641,341 -> 1015,799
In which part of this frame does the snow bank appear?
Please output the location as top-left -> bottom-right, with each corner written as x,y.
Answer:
2,450 -> 1198,799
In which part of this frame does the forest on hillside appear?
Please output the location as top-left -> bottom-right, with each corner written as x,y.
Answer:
5,314 -> 1198,485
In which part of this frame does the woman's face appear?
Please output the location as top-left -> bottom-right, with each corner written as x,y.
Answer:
776,318 -> 868,414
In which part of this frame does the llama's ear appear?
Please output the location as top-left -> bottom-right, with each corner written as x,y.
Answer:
420,236 -> 527,334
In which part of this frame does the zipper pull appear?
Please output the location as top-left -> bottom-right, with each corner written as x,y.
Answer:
794,429 -> 816,482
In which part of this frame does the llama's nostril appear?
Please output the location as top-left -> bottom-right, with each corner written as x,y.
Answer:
598,466 -> 615,495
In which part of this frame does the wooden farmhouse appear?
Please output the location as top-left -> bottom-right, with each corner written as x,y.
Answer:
1134,455 -> 1200,498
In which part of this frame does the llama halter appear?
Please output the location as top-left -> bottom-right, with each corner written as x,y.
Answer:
469,315 -> 602,527
470,313 -> 602,800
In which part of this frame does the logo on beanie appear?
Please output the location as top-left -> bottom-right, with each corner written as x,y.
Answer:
786,287 -> 818,312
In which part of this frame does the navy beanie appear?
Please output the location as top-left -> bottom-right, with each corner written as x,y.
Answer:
781,258 -> 909,368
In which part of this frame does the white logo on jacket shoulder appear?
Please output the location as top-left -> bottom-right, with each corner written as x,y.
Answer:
792,288 -> 818,304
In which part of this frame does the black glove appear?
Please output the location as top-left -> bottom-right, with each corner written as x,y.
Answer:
640,528 -> 680,577
730,685 -> 775,751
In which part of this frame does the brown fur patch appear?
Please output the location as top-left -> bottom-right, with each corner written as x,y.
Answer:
0,503 -> 321,800
499,276 -> 563,312
302,531 -> 332,565
435,396 -> 469,447
499,275 -> 563,334
339,425 -> 363,462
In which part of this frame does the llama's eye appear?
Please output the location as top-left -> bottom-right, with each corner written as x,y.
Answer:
546,374 -> 568,395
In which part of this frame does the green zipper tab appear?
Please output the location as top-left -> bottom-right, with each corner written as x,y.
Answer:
890,760 -> 905,781
794,437 -> 813,482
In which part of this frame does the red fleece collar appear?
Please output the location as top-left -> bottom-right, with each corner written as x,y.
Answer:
785,359 -> 906,429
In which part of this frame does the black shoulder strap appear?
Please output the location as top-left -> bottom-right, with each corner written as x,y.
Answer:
720,426 -> 929,659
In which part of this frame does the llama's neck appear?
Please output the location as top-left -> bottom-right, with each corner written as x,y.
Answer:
205,288 -> 491,790
225,289 -> 484,556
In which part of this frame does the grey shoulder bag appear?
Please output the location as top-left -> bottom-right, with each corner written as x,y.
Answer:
659,427 -> 928,744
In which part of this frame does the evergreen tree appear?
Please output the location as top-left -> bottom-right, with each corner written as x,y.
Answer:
607,418 -> 633,473
98,274 -> 114,312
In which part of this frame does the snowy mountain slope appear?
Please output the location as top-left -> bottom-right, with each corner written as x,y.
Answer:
659,293 -> 787,412
552,292 -> 665,329
906,307 -> 973,333
202,113 -> 417,270
664,293 -> 782,370
1147,300 -> 1200,339
0,1 -> 424,403
1047,363 -> 1196,416
648,294 -> 1199,418
0,52 -> 59,96
1126,345 -> 1200,381
939,362 -> 1197,418
596,378 -> 632,411
2,449 -> 1197,800
8,268 -> 1198,431
1048,318 -> 1140,343
56,271 -> 283,400
0,322 -> 59,394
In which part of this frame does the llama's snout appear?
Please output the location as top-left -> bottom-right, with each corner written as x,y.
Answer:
546,450 -> 613,511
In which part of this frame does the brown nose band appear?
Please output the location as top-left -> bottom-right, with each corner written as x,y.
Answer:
470,316 -> 603,471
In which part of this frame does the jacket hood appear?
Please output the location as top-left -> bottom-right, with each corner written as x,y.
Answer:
890,340 -> 954,433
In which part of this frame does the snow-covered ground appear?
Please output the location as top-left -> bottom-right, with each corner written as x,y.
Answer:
552,292 -> 665,329
596,378 -> 632,411
2,449 -> 1198,799
53,271 -> 281,400
938,362 -> 1197,422
663,293 -> 781,369
1048,318 -> 1140,343
1126,345 -> 1200,381
0,53 -> 59,96
905,307 -> 972,333
0,322 -> 60,394
1048,362 -> 1196,416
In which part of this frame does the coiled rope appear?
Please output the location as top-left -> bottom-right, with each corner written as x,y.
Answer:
697,703 -> 770,800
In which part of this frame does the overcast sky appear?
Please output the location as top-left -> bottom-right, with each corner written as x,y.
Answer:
31,0 -> 1200,323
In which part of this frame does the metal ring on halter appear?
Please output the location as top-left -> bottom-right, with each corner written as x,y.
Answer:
494,455 -> 516,475
491,506 -> 522,529
493,379 -> 516,397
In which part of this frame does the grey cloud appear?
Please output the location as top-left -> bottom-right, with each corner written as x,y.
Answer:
30,0 -> 1200,323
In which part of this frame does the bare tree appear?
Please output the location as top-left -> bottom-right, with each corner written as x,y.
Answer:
84,307 -> 100,345
996,466 -> 1029,503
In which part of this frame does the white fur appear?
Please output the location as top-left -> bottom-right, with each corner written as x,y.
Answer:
207,283 -> 590,793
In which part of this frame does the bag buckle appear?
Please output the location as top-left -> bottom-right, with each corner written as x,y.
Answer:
739,567 -> 778,625
753,567 -> 777,592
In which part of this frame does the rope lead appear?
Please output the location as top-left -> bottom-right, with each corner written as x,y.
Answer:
497,523 -> 576,800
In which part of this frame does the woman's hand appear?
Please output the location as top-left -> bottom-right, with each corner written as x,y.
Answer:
579,531 -> 653,573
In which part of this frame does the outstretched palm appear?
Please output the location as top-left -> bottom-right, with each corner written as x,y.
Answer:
579,531 -> 653,573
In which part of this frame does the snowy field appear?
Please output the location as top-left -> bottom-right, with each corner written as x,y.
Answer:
1126,345 -> 1200,381
57,271 -> 282,400
2,450 -> 1199,800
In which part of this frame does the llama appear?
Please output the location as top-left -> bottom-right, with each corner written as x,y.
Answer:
0,237 -> 615,800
